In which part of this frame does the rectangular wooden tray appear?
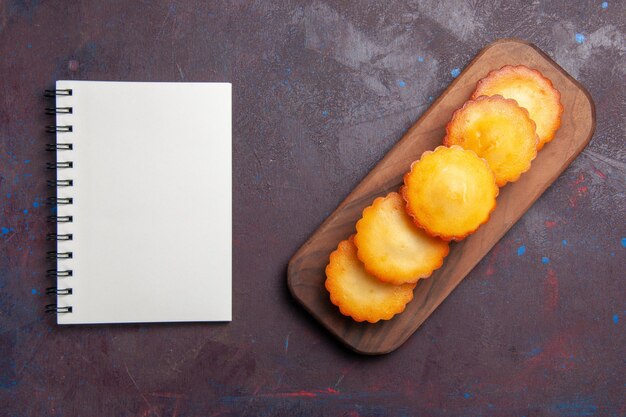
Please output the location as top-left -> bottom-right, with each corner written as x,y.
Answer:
287,39 -> 595,355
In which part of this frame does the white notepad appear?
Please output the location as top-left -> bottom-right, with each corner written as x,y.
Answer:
50,81 -> 232,324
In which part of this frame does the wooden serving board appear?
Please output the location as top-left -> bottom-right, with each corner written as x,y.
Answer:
287,39 -> 595,355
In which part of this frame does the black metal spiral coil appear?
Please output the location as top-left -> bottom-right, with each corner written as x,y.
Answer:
46,233 -> 73,241
45,304 -> 72,313
46,161 -> 73,169
45,88 -> 74,314
46,251 -> 73,260
44,89 -> 72,97
47,215 -> 73,223
45,107 -> 73,115
47,179 -> 73,187
46,269 -> 73,278
46,197 -> 73,205
46,287 -> 73,295
46,125 -> 73,133
46,143 -> 73,151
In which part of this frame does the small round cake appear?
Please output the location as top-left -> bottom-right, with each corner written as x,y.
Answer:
401,145 -> 498,241
472,65 -> 563,150
354,192 -> 449,285
325,237 -> 416,323
444,95 -> 538,186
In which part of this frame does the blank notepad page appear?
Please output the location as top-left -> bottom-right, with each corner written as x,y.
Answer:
54,81 -> 232,324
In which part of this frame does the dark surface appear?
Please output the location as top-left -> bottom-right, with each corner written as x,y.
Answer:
1,1 -> 624,416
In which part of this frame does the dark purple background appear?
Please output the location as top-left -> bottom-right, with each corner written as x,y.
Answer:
1,1 -> 624,416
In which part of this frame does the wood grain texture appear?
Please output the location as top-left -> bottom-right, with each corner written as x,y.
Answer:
287,39 -> 596,355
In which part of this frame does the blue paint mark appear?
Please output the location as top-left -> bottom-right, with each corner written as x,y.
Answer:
33,201 -> 39,208
517,245 -> 526,256
610,252 -> 615,257
284,334 -> 290,352
528,347 -> 543,357
24,159 -> 30,164
620,237 -> 626,247
613,314 -> 619,324
450,68 -> 461,78
463,392 -> 472,399
1,227 -> 8,235
562,239 -> 568,246
286,67 -> 292,75
254,174 -> 261,183
50,206 -> 57,214
322,110 -> 329,117
542,257 -> 550,264
428,96 -> 433,101
27,43 -> 32,49
553,398 -> 597,416
0,376 -> 17,389
575,33 -> 585,44
6,193 -> 11,198
23,209 -> 28,214
418,56 -> 424,62
31,289 -> 37,295
601,2 -> 608,9
398,80 -> 406,87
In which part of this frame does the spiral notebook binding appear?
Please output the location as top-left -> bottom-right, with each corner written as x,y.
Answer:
46,143 -> 73,151
47,179 -> 73,187
45,304 -> 72,313
46,197 -> 73,205
45,87 -> 74,315
47,269 -> 73,278
46,287 -> 73,295
46,252 -> 73,261
46,125 -> 73,133
46,233 -> 73,241
45,107 -> 73,115
44,89 -> 73,97
47,215 -> 73,223
47,161 -> 73,169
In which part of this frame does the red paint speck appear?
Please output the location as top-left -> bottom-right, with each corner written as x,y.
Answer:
68,60 -> 79,71
577,186 -> 588,194
545,220 -> 557,228
573,173 -> 585,185
593,166 -> 607,179
258,388 -> 340,398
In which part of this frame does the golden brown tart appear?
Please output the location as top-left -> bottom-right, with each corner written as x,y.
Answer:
401,145 -> 498,241
472,65 -> 563,150
444,95 -> 538,186
325,237 -> 416,323
354,192 -> 449,285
